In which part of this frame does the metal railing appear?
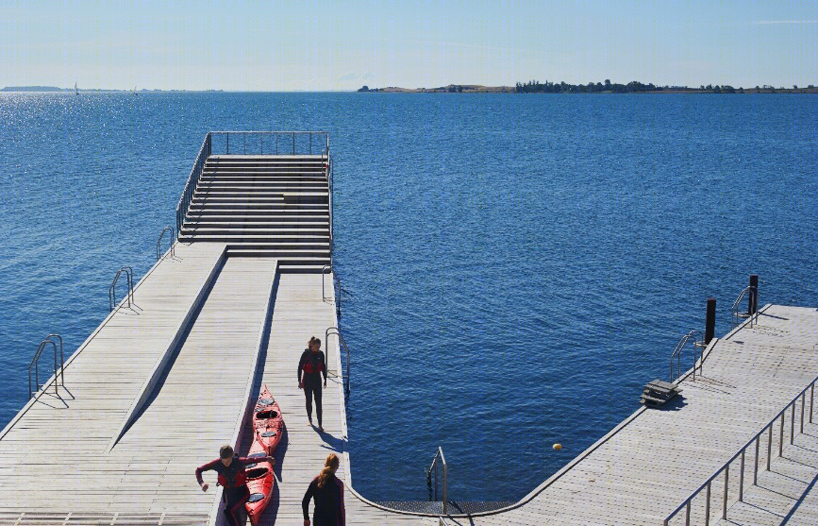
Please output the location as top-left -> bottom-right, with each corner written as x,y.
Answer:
109,266 -> 135,311
156,226 -> 175,261
28,334 -> 65,398
731,285 -> 759,329
670,330 -> 705,382
210,131 -> 329,157
175,133 -> 212,234
325,327 -> 351,396
326,156 -> 334,262
664,374 -> 818,525
427,447 -> 449,514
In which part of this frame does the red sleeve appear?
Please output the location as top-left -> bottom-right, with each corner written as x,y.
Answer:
195,459 -> 220,485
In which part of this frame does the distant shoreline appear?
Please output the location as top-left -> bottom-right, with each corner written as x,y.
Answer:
359,83 -> 818,94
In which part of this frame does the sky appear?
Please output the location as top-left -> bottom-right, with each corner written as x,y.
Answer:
1,0 -> 817,91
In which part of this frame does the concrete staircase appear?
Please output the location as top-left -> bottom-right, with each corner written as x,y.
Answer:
179,155 -> 331,272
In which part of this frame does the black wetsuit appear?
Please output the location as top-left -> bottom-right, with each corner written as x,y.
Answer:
195,455 -> 257,526
298,349 -> 327,426
302,473 -> 346,526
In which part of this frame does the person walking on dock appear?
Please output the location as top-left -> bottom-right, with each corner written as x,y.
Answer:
302,453 -> 345,526
298,336 -> 327,431
195,444 -> 275,526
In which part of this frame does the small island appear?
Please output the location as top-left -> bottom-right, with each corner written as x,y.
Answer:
359,80 -> 818,94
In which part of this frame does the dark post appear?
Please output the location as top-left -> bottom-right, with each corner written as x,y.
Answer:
705,297 -> 717,344
749,274 -> 759,315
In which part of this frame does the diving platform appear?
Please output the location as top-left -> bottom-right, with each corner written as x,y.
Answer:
2,132 -> 817,525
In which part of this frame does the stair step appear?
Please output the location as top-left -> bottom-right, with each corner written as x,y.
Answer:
641,393 -> 679,405
182,216 -> 329,227
202,168 -> 326,173
646,379 -> 676,392
181,222 -> 328,229
184,217 -> 328,225
180,230 -> 329,242
186,209 -> 327,216
188,203 -> 327,210
199,178 -> 326,183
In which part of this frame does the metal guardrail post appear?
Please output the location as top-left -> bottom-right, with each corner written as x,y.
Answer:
754,436 -> 759,485
705,481 -> 711,526
739,449 -> 745,502
722,465 -> 729,519
779,413 -> 784,457
767,425 -> 772,470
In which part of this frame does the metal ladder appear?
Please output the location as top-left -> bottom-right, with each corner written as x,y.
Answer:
321,264 -> 342,317
731,285 -> 758,329
325,327 -> 351,397
28,334 -> 65,398
670,329 -> 706,382
109,266 -> 135,311
427,447 -> 449,513
156,226 -> 175,261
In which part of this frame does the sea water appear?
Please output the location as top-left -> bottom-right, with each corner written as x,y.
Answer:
1,92 -> 816,501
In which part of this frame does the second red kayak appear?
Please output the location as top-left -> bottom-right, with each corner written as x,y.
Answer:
253,384 -> 284,455
244,439 -> 274,524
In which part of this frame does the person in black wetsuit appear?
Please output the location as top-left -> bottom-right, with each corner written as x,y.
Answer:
302,453 -> 345,526
195,444 -> 275,526
298,336 -> 327,431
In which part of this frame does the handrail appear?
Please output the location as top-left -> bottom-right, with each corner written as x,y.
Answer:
670,330 -> 705,382
109,266 -> 134,311
664,374 -> 818,525
731,285 -> 758,329
156,226 -> 175,261
175,133 -> 212,234
327,156 -> 334,263
427,447 -> 449,514
325,327 -> 351,396
28,334 -> 65,398
209,131 -> 329,157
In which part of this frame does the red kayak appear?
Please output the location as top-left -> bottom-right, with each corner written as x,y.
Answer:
244,440 -> 274,524
253,384 -> 284,455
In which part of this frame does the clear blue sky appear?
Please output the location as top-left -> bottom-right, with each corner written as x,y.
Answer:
1,1 -> 816,90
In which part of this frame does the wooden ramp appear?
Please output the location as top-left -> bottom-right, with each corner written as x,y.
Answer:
0,246 -> 279,524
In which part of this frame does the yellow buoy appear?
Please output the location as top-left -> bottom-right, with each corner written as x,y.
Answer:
553,443 -> 563,451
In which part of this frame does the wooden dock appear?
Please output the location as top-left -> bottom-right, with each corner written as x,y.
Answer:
2,134 -> 818,525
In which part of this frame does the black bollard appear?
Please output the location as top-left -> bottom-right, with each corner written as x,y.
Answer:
749,274 -> 759,315
705,297 -> 716,344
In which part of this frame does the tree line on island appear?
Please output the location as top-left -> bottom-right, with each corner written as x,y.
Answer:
359,81 -> 817,94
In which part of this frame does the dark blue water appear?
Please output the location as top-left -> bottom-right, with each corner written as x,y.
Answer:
1,93 -> 816,502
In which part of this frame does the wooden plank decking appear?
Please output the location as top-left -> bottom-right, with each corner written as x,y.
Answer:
1,234 -> 817,526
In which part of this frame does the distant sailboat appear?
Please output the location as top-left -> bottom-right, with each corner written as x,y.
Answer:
133,85 -> 138,96
74,83 -> 79,96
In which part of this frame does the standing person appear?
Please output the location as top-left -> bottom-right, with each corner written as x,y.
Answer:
195,444 -> 275,526
298,336 -> 327,431
302,453 -> 345,526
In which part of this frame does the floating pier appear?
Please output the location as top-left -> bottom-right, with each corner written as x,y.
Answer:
2,132 -> 817,525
